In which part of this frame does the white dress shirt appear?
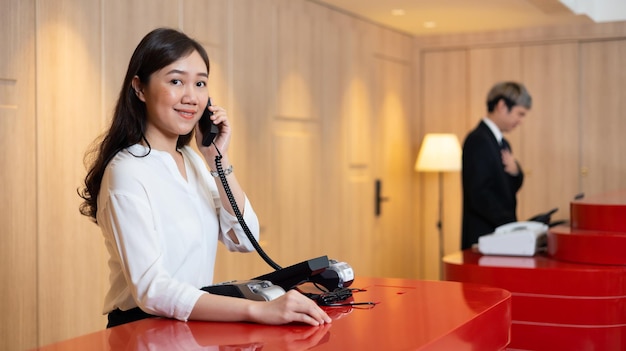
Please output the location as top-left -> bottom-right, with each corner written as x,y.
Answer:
482,116 -> 503,144
97,144 -> 259,321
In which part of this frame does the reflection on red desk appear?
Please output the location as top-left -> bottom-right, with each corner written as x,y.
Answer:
31,277 -> 511,351
444,250 -> 626,350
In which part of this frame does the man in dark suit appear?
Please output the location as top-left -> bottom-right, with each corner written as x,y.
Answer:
461,82 -> 532,250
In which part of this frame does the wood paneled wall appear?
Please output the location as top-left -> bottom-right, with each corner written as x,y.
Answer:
1,1 -> 37,349
519,42 -> 580,219
1,0 -> 415,349
36,0 -> 108,344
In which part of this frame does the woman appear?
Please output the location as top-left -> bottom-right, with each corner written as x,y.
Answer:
79,27 -> 330,328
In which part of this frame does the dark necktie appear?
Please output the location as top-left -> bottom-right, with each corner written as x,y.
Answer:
500,138 -> 510,152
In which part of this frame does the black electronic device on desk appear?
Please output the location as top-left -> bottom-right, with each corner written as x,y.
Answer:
252,256 -> 330,292
527,207 -> 566,227
310,259 -> 355,290
199,99 -> 354,302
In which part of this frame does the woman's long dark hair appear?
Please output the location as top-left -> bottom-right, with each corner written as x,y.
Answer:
78,28 -> 210,223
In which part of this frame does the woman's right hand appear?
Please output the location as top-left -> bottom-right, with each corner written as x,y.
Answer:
248,290 -> 332,326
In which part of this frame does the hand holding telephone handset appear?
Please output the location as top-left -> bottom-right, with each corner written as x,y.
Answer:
198,98 -> 220,147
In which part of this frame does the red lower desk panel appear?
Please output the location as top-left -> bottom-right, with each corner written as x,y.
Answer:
31,277 -> 511,351
444,250 -> 626,350
512,293 -> 626,325
511,322 -> 626,351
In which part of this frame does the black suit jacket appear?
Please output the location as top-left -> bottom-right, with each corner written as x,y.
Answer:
461,120 -> 524,249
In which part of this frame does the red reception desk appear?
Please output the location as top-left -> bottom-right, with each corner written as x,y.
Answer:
32,277 -> 511,351
444,190 -> 626,350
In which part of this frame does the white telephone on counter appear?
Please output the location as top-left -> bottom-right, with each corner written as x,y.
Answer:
478,221 -> 548,256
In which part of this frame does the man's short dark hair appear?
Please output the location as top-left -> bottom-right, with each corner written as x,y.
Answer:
486,81 -> 532,112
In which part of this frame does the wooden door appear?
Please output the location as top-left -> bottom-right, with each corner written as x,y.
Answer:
519,42 -> 580,222
370,55 -> 416,278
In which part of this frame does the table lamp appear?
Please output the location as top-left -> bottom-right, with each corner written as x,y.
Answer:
415,133 -> 462,278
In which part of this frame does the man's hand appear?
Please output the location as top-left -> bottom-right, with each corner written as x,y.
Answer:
501,149 -> 520,175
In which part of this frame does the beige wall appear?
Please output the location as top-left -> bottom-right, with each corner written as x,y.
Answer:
2,0 -> 626,349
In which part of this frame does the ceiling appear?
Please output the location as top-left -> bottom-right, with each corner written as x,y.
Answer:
309,0 -> 600,36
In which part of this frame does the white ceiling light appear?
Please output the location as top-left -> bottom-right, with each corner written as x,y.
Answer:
559,0 -> 626,22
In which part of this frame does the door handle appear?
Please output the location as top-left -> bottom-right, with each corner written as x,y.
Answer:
375,179 -> 389,216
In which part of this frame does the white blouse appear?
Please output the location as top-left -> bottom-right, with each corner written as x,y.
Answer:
97,144 -> 259,321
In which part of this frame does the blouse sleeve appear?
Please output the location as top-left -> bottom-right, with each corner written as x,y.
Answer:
187,146 -> 261,253
217,196 -> 260,252
99,189 -> 204,322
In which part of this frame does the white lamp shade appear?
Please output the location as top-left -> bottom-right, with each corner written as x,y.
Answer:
415,133 -> 462,172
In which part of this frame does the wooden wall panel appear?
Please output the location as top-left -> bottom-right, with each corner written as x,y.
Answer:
0,1 -> 37,350
183,0 -> 230,110
272,119 -> 323,265
419,50 -> 467,279
183,0 -> 229,47
214,0 -> 279,282
102,0 -> 179,127
270,0 -> 324,267
345,22 -> 377,169
275,0 -> 316,120
519,43 -> 580,221
315,10 -> 352,264
224,0 -> 416,280
468,46 -> 522,134
580,40 -> 626,197
376,26 -> 412,62
35,0 -> 108,344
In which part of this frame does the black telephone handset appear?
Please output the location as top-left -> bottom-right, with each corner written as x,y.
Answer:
199,98 -> 219,146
